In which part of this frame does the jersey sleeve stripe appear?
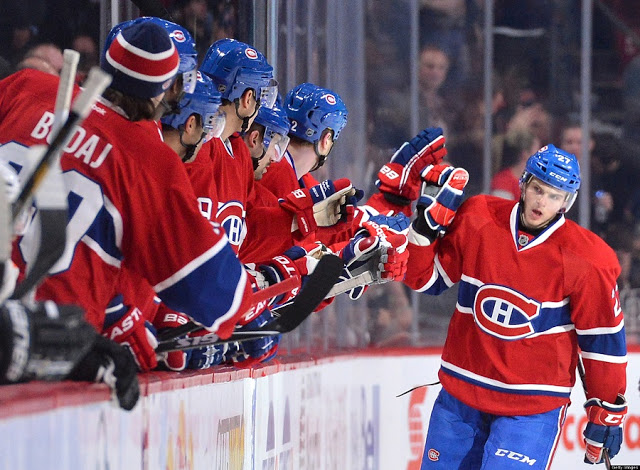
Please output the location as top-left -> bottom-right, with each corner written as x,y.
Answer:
153,237 -> 228,292
580,351 -> 628,364
576,320 -> 625,335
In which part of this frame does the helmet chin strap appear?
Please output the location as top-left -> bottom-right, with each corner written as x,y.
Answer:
251,147 -> 267,170
179,127 -> 205,163
310,141 -> 329,171
235,99 -> 259,135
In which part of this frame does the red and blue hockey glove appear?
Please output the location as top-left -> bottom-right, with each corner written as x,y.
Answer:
583,394 -> 627,464
153,307 -> 192,371
280,179 -> 363,236
336,216 -> 409,300
376,127 -> 447,205
253,243 -> 325,307
409,164 -> 469,246
102,295 -> 158,372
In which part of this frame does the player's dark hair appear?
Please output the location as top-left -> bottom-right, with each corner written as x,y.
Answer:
103,87 -> 157,121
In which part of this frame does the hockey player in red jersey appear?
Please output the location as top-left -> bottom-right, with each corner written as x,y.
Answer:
199,40 -> 360,259
0,23 -> 275,363
251,82 -> 411,298
405,145 -> 627,468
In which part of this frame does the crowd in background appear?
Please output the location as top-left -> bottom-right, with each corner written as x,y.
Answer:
2,0 -> 640,346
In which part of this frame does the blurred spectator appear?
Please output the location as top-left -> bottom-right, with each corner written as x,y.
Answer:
622,54 -> 640,145
171,0 -> 215,61
419,0 -> 478,89
493,101 -> 552,172
490,128 -> 540,200
417,44 -> 455,134
558,120 -> 595,162
373,44 -> 456,146
365,282 -> 413,347
23,43 -> 64,74
493,0 -> 553,94
15,55 -> 58,75
71,34 -> 99,84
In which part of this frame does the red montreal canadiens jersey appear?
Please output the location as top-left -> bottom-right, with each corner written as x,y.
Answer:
255,151 -> 363,248
202,135 -> 297,262
404,195 -> 627,415
0,70 -> 251,337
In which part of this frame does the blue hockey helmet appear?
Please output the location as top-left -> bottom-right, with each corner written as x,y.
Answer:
200,38 -> 278,109
283,83 -> 348,144
255,101 -> 290,161
103,17 -> 198,94
161,71 -> 225,141
520,144 -> 581,212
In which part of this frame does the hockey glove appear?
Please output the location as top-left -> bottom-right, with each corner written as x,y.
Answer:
376,127 -> 447,205
336,216 -> 409,300
67,334 -> 140,411
228,308 -> 281,369
0,300 -> 96,384
409,164 -> 469,246
280,179 -> 363,236
102,295 -> 158,372
153,307 -> 191,372
185,329 -> 229,369
583,394 -> 627,464
252,243 -> 325,307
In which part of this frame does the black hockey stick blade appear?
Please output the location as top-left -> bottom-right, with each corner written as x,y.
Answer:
155,254 -> 344,353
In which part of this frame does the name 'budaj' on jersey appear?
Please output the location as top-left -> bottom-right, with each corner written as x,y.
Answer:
0,69 -> 251,336
404,195 -> 627,415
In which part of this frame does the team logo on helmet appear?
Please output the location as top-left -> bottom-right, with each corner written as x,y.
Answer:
473,284 -> 541,340
324,94 -> 336,105
245,48 -> 258,60
171,30 -> 186,42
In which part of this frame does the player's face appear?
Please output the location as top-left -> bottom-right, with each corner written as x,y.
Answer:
521,178 -> 568,229
254,147 -> 270,180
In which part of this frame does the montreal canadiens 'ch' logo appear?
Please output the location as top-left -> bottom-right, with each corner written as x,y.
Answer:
216,201 -> 246,248
473,285 -> 541,340
171,30 -> 186,42
245,48 -> 258,59
324,93 -> 336,105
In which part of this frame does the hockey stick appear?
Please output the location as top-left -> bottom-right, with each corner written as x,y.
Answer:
12,67 -> 112,221
10,67 -> 112,299
156,274 -> 301,342
10,50 -> 81,299
156,254 -> 344,353
577,355 -> 612,470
